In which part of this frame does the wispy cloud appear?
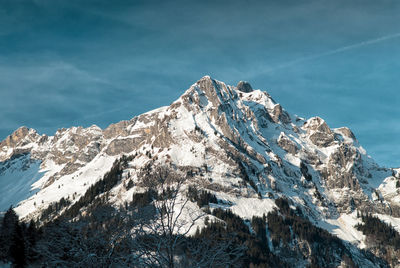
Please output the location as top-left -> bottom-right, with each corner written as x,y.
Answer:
255,32 -> 400,76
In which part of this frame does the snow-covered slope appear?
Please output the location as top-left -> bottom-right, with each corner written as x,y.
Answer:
0,153 -> 43,211
1,76 -> 400,261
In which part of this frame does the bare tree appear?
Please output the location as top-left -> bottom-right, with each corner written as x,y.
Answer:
127,166 -> 245,268
20,165 -> 245,267
183,234 -> 246,268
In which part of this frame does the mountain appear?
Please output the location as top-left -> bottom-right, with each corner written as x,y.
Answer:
1,76 -> 400,267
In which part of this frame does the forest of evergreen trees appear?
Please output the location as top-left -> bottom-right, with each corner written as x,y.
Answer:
356,212 -> 400,249
40,155 -> 133,222
268,198 -> 358,268
195,208 -> 283,268
0,157 -> 393,267
187,185 -> 218,207
0,195 -> 390,267
0,207 -> 38,267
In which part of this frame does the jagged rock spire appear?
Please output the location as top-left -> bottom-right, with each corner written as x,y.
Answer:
237,81 -> 253,93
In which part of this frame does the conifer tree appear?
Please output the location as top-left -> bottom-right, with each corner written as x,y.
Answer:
10,222 -> 26,268
1,207 -> 19,261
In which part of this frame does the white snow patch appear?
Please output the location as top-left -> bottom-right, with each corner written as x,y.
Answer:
15,154 -> 116,219
320,212 -> 366,248
0,154 -> 43,211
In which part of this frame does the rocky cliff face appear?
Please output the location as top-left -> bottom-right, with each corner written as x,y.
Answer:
1,76 -> 400,266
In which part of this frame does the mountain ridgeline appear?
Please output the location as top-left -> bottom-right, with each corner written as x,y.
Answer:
1,76 -> 400,267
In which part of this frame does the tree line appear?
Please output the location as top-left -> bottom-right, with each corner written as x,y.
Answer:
0,159 -> 392,267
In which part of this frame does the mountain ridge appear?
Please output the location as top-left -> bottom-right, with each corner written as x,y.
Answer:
1,76 -> 400,266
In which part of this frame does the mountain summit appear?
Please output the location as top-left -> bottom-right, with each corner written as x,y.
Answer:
1,76 -> 400,266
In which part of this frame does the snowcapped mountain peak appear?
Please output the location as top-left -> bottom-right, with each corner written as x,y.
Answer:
1,77 -> 400,267
0,126 -> 39,161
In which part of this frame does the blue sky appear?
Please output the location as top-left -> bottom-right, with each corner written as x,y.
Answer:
1,0 -> 400,167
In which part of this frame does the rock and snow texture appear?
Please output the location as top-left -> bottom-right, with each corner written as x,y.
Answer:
1,75 -> 399,251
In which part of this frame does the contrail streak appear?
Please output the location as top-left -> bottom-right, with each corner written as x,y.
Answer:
261,32 -> 400,74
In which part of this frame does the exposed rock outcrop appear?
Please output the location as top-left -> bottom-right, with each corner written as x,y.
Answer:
303,117 -> 334,147
277,132 -> 299,155
270,104 -> 291,124
237,81 -> 253,93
